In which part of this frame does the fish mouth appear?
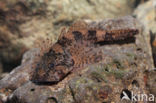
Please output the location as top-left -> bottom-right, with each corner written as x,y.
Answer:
30,73 -> 60,85
30,76 -> 60,85
30,68 -> 72,85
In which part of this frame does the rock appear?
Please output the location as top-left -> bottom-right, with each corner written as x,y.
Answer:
46,0 -> 135,20
145,69 -> 156,96
0,48 -> 40,103
0,1 -> 57,72
134,0 -> 156,98
134,0 -> 156,33
133,0 -> 156,101
134,0 -> 156,66
0,16 -> 154,103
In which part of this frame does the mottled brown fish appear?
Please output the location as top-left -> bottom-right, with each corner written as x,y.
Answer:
30,16 -> 139,84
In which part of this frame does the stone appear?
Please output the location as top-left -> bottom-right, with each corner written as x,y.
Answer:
134,0 -> 156,66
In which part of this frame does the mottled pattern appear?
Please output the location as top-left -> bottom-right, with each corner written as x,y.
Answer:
31,17 -> 139,83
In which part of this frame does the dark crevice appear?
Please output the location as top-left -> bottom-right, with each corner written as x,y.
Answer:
69,85 -> 78,103
30,88 -> 35,92
133,0 -> 149,8
132,80 -> 140,87
2,60 -> 21,73
150,31 -> 156,67
47,97 -> 58,103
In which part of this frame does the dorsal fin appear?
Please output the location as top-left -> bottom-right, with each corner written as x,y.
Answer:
68,20 -> 88,32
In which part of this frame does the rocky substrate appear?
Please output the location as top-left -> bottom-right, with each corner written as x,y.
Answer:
0,0 -> 156,103
0,16 -> 155,103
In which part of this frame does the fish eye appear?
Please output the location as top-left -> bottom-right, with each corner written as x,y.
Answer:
49,63 -> 55,68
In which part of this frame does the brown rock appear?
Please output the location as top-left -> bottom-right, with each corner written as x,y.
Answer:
0,1 -> 56,72
0,48 -> 40,90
